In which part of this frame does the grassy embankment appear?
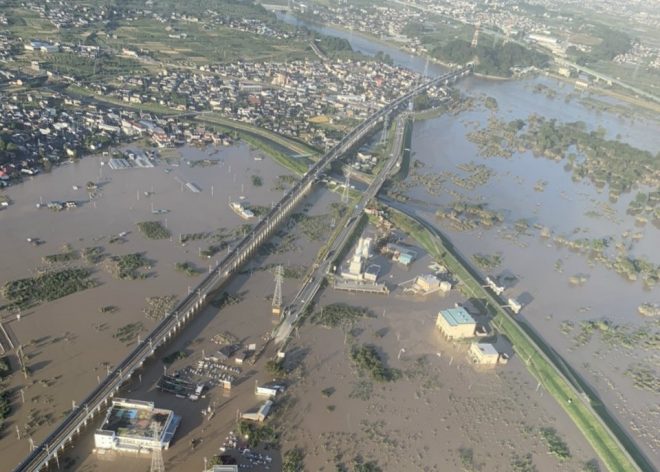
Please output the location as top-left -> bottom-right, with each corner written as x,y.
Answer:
194,113 -> 318,175
390,117 -> 413,182
387,207 -> 649,472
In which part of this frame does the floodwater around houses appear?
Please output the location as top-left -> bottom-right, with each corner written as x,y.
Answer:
282,12 -> 660,463
0,142 -> 306,468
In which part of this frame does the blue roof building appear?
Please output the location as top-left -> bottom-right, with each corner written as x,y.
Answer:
436,306 -> 476,339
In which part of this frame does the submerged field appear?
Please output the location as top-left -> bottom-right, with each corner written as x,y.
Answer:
0,142 -> 300,468
397,74 -> 660,465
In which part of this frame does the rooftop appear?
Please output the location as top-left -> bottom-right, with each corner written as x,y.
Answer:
439,307 -> 475,326
474,343 -> 499,357
99,398 -> 173,441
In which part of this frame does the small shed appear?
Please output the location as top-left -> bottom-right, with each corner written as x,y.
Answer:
468,343 -> 500,366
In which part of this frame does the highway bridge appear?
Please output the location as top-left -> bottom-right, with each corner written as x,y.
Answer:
12,65 -> 471,472
274,111 -> 411,344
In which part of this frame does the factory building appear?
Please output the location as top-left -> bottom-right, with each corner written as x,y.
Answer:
342,236 -> 374,281
94,399 -> 181,453
383,243 -> 416,266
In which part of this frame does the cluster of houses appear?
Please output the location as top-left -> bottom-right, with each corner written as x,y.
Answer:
293,2 -> 424,49
0,89 -> 234,185
299,0 -> 658,69
25,0 -> 109,30
0,33 -> 13,62
81,58 -> 426,149
23,0 -> 293,40
157,11 -> 299,41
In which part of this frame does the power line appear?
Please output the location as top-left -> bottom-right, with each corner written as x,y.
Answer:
150,424 -> 165,472
342,167 -> 351,203
272,265 -> 283,316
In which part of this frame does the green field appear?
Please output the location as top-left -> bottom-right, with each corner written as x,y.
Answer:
4,8 -> 59,37
588,61 -> 660,98
387,207 -> 649,472
100,18 -> 310,65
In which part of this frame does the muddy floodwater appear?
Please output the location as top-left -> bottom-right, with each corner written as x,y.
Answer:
272,229 -> 600,471
280,13 -> 660,464
59,172 -> 343,472
1,18 -> 659,469
405,78 -> 660,463
0,142 -> 300,469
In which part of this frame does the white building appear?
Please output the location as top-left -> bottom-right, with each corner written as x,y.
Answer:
342,236 -> 373,280
508,298 -> 522,314
94,399 -> 181,453
241,400 -> 273,422
355,236 -> 372,259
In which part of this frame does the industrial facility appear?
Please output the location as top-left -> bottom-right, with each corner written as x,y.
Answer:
435,307 -> 477,340
94,398 -> 181,453
341,236 -> 374,281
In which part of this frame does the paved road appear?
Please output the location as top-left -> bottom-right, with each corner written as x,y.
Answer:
274,113 -> 410,343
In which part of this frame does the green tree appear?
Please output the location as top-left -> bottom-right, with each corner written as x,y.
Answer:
283,448 -> 304,472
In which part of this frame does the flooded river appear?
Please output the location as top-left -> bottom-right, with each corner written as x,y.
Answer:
1,15 -> 658,470
282,13 -> 660,464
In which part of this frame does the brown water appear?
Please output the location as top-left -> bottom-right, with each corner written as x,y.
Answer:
405,79 -> 660,463
0,142 -> 303,469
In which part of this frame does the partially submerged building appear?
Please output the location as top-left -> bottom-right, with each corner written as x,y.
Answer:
410,274 -> 451,294
241,400 -> 273,423
508,297 -> 523,314
256,381 -> 285,398
342,236 -> 374,281
468,342 -> 505,366
435,307 -> 476,340
383,243 -> 416,266
95,398 -> 181,453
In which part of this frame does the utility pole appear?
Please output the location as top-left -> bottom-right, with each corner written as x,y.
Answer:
150,424 -> 165,472
272,265 -> 283,316
342,167 -> 351,204
17,345 -> 28,379
471,22 -> 481,48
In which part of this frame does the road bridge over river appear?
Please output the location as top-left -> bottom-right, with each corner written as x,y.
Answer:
12,66 -> 472,472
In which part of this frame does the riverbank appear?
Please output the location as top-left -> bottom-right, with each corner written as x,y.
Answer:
544,71 -> 660,115
385,205 -> 650,472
